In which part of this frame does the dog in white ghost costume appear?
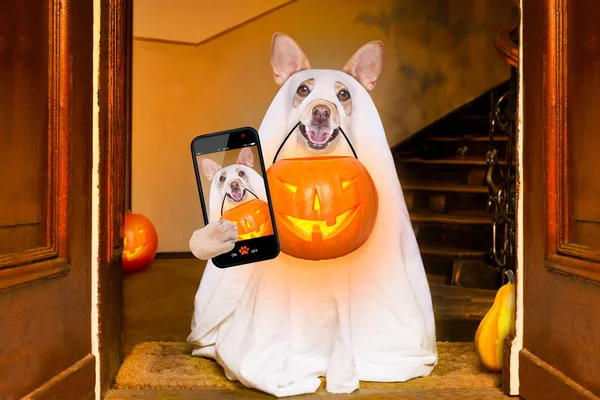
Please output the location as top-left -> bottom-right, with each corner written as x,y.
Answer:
188,33 -> 437,397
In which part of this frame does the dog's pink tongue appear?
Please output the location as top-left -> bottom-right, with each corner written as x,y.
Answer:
308,128 -> 333,145
232,191 -> 243,201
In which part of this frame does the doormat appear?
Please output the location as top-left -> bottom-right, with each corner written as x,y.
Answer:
114,342 -> 501,391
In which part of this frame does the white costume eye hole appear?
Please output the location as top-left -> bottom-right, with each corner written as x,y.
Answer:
337,89 -> 350,101
219,174 -> 226,182
297,85 -> 310,97
238,171 -> 246,177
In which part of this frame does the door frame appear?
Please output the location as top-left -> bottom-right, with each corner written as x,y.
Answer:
94,1 -> 530,398
502,5 -> 525,395
95,0 -> 133,397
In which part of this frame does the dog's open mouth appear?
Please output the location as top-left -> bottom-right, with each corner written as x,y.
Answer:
229,190 -> 245,202
299,122 -> 339,150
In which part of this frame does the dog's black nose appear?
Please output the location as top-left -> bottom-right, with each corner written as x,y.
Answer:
231,181 -> 240,189
312,105 -> 331,120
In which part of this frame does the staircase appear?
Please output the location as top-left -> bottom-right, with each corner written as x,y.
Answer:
392,80 -> 513,291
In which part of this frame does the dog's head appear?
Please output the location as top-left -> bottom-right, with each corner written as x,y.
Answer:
200,147 -> 257,207
270,33 -> 384,153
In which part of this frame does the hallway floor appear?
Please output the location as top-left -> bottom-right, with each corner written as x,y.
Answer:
114,258 -> 506,399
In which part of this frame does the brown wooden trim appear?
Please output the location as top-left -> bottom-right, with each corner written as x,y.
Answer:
544,0 -> 568,258
543,0 -> 600,282
132,0 -> 297,48
0,247 -> 58,269
100,0 -> 128,262
501,334 -> 515,395
558,243 -> 600,264
495,27 -> 519,68
0,257 -> 69,292
155,251 -> 196,259
519,349 -> 599,400
545,253 -> 600,285
0,0 -> 73,285
124,0 -> 133,212
47,0 -> 72,261
98,0 -> 131,396
23,354 -> 96,400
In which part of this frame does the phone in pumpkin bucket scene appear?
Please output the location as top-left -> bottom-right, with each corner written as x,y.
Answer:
191,127 -> 280,268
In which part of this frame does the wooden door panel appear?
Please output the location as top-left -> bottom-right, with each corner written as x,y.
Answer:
0,0 -> 48,254
567,0 -> 600,252
0,0 -> 95,399
521,0 -> 600,399
0,0 -> 70,287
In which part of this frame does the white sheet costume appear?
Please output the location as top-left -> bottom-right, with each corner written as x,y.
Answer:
187,35 -> 437,397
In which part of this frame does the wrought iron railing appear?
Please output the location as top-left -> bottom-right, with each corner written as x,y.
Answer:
485,53 -> 518,277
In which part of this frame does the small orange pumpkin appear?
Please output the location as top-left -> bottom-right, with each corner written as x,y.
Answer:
221,199 -> 274,241
266,156 -> 378,260
122,212 -> 158,273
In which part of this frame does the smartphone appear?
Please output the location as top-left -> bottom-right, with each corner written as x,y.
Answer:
191,127 -> 280,268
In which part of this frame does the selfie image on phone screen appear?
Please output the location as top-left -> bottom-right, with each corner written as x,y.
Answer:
191,128 -> 280,268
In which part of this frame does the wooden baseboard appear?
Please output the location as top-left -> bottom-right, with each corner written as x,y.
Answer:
155,252 -> 195,259
23,354 -> 95,400
519,349 -> 599,400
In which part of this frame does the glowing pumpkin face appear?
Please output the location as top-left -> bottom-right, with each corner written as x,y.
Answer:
266,156 -> 378,260
221,199 -> 274,241
122,213 -> 158,273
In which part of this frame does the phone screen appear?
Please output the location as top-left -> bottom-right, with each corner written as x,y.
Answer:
191,127 -> 280,268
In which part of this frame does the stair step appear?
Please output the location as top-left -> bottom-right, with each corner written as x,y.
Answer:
403,182 -> 488,194
420,245 -> 487,258
397,155 -> 507,167
411,211 -> 491,225
430,283 -> 495,320
422,135 -> 509,143
459,115 -> 491,121
413,223 -> 492,252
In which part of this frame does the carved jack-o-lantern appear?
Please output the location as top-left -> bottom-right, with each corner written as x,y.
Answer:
221,199 -> 274,241
122,212 -> 158,273
266,156 -> 378,260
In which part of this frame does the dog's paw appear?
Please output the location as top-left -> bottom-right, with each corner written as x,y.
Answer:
189,220 -> 238,260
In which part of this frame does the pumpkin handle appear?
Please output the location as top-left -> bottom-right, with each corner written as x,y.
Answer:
505,269 -> 516,284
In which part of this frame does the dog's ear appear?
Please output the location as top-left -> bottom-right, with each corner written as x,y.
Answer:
342,41 -> 384,91
237,147 -> 254,168
271,33 -> 311,86
199,158 -> 222,182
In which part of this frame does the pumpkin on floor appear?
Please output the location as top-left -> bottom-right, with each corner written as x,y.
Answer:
122,212 -> 158,273
266,156 -> 378,260
474,270 -> 516,372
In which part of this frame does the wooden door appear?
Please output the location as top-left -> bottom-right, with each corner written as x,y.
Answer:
521,0 -> 600,399
0,1 -> 95,399
97,0 -> 132,397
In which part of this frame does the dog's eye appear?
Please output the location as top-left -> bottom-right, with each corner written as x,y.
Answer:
238,171 -> 245,177
219,175 -> 226,182
297,85 -> 310,97
337,90 -> 350,101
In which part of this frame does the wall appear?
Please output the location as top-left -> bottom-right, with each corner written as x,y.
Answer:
133,0 -> 292,44
132,0 -> 519,252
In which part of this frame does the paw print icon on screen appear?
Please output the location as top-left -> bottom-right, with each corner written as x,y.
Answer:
239,246 -> 249,255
